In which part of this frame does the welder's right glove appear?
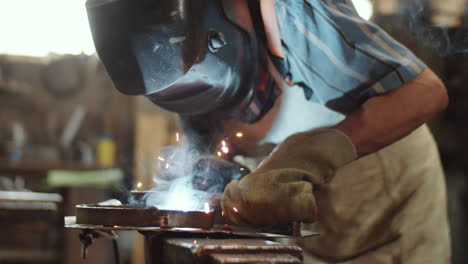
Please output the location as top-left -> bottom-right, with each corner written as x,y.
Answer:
221,128 -> 357,226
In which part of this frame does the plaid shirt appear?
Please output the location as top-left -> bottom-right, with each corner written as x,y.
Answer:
273,0 -> 426,114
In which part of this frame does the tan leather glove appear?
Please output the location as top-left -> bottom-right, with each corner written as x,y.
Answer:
221,128 -> 357,226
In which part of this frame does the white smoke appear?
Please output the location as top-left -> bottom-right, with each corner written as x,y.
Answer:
405,0 -> 468,56
139,136 -> 217,211
144,176 -> 212,211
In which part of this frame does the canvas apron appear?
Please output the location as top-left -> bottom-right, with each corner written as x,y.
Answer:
226,83 -> 450,263
289,125 -> 451,264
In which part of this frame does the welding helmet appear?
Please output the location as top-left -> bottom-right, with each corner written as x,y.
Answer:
86,0 -> 279,123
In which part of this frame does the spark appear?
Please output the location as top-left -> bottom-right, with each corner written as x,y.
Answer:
217,151 -> 222,157
220,140 -> 229,154
153,43 -> 160,52
193,240 -> 198,244
233,207 -> 238,213
169,151 -> 175,160
204,202 -> 210,214
221,211 -> 225,216
136,182 -> 143,188
176,132 -> 180,143
221,146 -> 229,154
236,132 -> 243,138
158,156 -> 165,162
169,36 -> 186,44
165,163 -> 170,169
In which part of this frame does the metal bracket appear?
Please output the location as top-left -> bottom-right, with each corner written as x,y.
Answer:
78,229 -> 119,260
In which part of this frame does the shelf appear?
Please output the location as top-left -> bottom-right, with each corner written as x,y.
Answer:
0,159 -> 104,176
0,249 -> 61,262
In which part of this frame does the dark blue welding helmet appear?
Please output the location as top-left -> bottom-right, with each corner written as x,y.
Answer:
86,0 -> 277,122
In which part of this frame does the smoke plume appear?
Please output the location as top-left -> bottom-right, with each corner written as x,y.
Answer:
405,0 -> 468,56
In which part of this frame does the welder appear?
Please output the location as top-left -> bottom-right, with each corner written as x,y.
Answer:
86,0 -> 451,262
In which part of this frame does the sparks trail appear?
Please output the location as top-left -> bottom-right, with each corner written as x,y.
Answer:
138,131 -> 246,212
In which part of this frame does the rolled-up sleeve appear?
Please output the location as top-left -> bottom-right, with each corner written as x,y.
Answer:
275,0 -> 426,113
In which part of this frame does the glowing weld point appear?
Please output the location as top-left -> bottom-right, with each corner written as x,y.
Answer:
193,240 -> 198,244
158,157 -> 165,162
204,202 -> 210,214
165,163 -> 170,169
221,146 -> 229,154
221,211 -> 225,216
233,207 -> 238,213
176,132 -> 180,143
217,151 -> 222,157
240,168 -> 244,171
136,182 -> 143,188
221,140 -> 227,147
236,132 -> 243,138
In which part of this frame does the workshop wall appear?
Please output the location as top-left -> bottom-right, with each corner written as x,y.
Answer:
0,55 -> 134,169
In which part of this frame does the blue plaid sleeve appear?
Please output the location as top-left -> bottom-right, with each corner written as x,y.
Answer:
275,0 -> 426,113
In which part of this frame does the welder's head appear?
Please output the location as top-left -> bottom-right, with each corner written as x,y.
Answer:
86,0 -> 280,123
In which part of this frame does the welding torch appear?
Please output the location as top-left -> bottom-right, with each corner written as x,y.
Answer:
191,156 -> 250,193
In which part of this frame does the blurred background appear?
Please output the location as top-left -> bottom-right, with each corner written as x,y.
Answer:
0,0 -> 466,263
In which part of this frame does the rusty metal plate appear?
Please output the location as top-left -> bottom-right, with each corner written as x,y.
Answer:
75,204 -> 214,229
163,238 -> 303,264
66,216 -> 319,239
165,238 -> 303,256
210,253 -> 301,264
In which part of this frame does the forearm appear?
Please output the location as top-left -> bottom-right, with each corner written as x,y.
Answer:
335,68 -> 448,156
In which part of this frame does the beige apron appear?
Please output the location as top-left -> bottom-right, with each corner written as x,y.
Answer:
225,82 -> 450,263
283,125 -> 451,263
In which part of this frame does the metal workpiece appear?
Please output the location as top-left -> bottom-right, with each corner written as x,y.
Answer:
210,253 -> 302,264
68,216 -> 317,240
160,238 -> 303,264
68,204 -> 316,264
74,203 -> 315,237
76,204 -> 214,229
66,216 -> 314,264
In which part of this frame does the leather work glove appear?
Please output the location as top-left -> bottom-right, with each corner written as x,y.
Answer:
221,129 -> 357,226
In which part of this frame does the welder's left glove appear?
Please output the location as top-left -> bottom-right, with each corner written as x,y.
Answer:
221,128 -> 357,226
